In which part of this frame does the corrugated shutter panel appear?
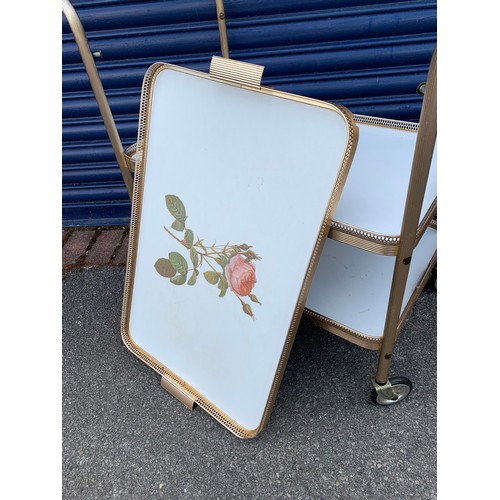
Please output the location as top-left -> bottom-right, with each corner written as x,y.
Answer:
62,0 -> 437,227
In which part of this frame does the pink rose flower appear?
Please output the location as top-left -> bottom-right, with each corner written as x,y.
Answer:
225,254 -> 256,297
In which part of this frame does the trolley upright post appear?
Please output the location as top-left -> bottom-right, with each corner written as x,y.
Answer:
371,48 -> 437,403
304,48 -> 437,405
62,0 -> 134,198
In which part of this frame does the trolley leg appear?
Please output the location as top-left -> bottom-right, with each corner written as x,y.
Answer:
374,348 -> 394,387
369,248 -> 411,401
370,254 -> 414,406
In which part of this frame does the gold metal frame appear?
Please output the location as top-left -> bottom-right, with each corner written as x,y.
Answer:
215,0 -> 230,58
306,49 -> 437,386
62,0 -> 134,198
120,60 -> 358,438
374,48 -> 437,385
306,231 -> 437,350
329,114 -> 437,255
329,202 -> 436,256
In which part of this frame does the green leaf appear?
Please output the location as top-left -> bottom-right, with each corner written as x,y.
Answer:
187,269 -> 199,286
170,274 -> 187,285
171,219 -> 185,232
169,251 -> 188,275
217,274 -> 228,292
218,289 -> 227,298
184,229 -> 194,248
154,258 -> 176,278
190,247 -> 199,268
203,271 -> 220,285
165,195 -> 187,222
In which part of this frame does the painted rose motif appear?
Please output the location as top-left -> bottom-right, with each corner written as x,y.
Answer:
226,254 -> 256,297
154,195 -> 262,320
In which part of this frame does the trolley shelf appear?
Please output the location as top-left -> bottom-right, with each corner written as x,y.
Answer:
305,226 -> 437,350
329,115 -> 437,256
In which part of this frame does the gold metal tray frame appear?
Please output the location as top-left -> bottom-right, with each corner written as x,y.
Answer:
330,115 -> 437,256
306,223 -> 437,351
119,60 -> 357,438
306,49 -> 437,400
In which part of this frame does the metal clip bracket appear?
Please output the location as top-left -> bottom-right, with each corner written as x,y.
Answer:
161,375 -> 196,410
209,55 -> 264,89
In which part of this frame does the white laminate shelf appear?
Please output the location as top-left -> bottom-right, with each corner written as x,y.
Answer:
330,115 -> 437,255
305,226 -> 437,348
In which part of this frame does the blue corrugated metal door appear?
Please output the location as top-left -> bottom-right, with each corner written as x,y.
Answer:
62,0 -> 437,227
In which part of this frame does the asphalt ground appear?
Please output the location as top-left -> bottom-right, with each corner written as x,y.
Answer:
62,265 -> 437,499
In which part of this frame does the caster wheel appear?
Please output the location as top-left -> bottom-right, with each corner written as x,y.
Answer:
371,376 -> 413,406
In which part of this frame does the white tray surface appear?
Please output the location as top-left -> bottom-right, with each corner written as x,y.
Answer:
333,122 -> 437,235
306,227 -> 436,338
127,67 -> 353,432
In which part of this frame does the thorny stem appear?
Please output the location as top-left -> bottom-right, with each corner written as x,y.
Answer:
163,226 -> 186,247
200,255 -> 219,273
202,250 -> 230,256
164,226 -> 234,268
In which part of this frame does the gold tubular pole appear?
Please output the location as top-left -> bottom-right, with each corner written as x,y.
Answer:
215,0 -> 230,58
62,0 -> 134,198
375,48 -> 437,384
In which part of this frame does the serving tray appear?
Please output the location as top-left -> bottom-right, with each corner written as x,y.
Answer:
121,58 -> 357,438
